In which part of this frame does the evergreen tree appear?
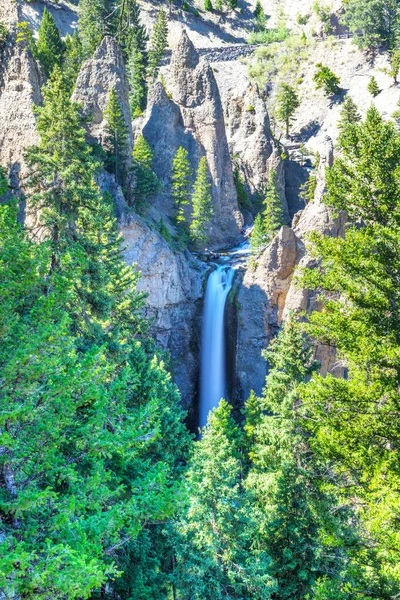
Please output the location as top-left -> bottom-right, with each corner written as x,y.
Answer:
233,166 -> 251,211
18,65 -> 190,597
299,105 -> 400,593
132,134 -> 160,211
117,0 -> 148,58
275,83 -> 300,136
368,74 -> 380,96
78,0 -> 110,56
147,9 -> 168,82
104,87 -> 129,185
204,0 -> 213,11
189,156 -> 214,245
127,47 -> 147,117
338,96 -> 361,147
313,63 -> 340,95
0,166 -> 8,197
250,212 -> 266,255
16,21 -> 37,56
263,169 -> 284,242
172,146 -> 192,227
36,8 -> 65,76
245,318 -> 360,599
344,0 -> 400,51
173,401 -> 275,600
62,31 -> 85,92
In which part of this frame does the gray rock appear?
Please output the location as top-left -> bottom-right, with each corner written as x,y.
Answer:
72,37 -> 133,168
168,29 -> 243,249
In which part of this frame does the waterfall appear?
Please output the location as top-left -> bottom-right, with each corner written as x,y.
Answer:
199,264 -> 234,428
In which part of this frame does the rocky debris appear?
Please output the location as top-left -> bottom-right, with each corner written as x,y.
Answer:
72,37 -> 133,166
167,29 -> 243,249
121,209 -> 207,406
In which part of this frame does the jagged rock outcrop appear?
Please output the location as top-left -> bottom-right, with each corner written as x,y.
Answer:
166,29 -> 243,248
72,37 -> 133,163
0,44 -> 42,192
222,84 -> 289,221
235,137 -> 345,401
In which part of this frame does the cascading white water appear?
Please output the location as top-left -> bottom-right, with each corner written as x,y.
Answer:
199,264 -> 234,428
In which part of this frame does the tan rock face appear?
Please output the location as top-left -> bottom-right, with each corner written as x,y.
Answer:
0,43 -> 43,193
168,29 -> 243,249
72,37 -> 133,161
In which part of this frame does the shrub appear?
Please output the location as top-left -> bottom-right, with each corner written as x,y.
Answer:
313,63 -> 340,94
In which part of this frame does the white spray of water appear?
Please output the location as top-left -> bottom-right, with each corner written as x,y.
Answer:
199,265 -> 234,428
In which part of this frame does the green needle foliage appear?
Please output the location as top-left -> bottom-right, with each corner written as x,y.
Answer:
250,212 -> 266,254
62,31 -> 85,92
299,105 -> 400,594
263,169 -> 284,242
172,146 -> 192,227
78,0 -> 112,56
147,9 -> 168,82
127,47 -> 147,117
0,166 -> 8,197
189,156 -> 214,246
275,83 -> 300,136
368,74 -> 380,96
132,134 -> 160,211
104,87 -> 130,186
313,63 -> 340,95
173,400 -> 275,600
36,8 -> 65,76
344,0 -> 400,51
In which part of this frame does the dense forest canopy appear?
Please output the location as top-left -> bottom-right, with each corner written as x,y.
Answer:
1,0 -> 400,598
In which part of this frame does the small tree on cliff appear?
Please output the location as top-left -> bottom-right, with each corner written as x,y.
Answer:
190,156 -> 214,245
263,169 -> 284,242
276,83 -> 300,137
36,8 -> 64,76
147,9 -> 168,82
368,75 -> 380,97
313,63 -> 340,95
132,134 -> 160,211
250,213 -> 266,255
104,88 -> 129,186
127,47 -> 147,116
172,147 -> 192,227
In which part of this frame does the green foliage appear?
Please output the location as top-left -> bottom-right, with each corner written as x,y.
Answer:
204,0 -> 213,11
132,135 -> 160,211
36,8 -> 65,76
0,166 -> 8,197
250,212 -> 266,254
299,105 -> 400,592
172,146 -> 192,227
78,0 -> 111,56
313,62 -> 340,94
299,171 -> 317,204
6,65 -> 190,598
103,88 -> 129,186
16,21 -> 37,56
189,156 -> 214,246
386,48 -> 400,83
263,169 -> 284,241
127,48 -> 147,116
344,0 -> 400,51
233,166 -> 251,211
62,32 -> 84,92
275,83 -> 300,136
0,21 -> 8,51
147,9 -> 168,82
248,24 -> 289,45
173,400 -> 275,599
296,12 -> 310,25
338,96 -> 361,147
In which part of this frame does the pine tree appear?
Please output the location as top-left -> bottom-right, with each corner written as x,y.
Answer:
127,47 -> 147,116
132,134 -> 160,211
368,75 -> 380,97
313,63 -> 340,95
117,0 -> 148,58
245,318 -> 358,599
173,400 -> 275,600
62,31 -> 85,92
36,8 -> 65,76
18,66 -> 190,597
0,166 -> 8,197
338,96 -> 361,148
275,83 -> 300,136
250,212 -> 266,255
147,9 -> 168,82
172,146 -> 192,226
190,156 -> 214,245
104,87 -> 129,185
78,0 -> 110,56
263,169 -> 284,242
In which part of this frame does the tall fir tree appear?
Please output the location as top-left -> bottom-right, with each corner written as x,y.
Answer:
263,169 -> 284,242
127,47 -> 147,117
147,9 -> 168,82
15,65 -> 191,597
103,87 -> 130,186
132,134 -> 160,211
173,401 -> 275,600
275,83 -> 300,136
250,212 -> 266,254
299,105 -> 400,594
189,156 -> 214,246
62,31 -> 85,92
78,0 -> 111,57
172,146 -> 192,227
337,96 -> 361,148
36,8 -> 64,76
